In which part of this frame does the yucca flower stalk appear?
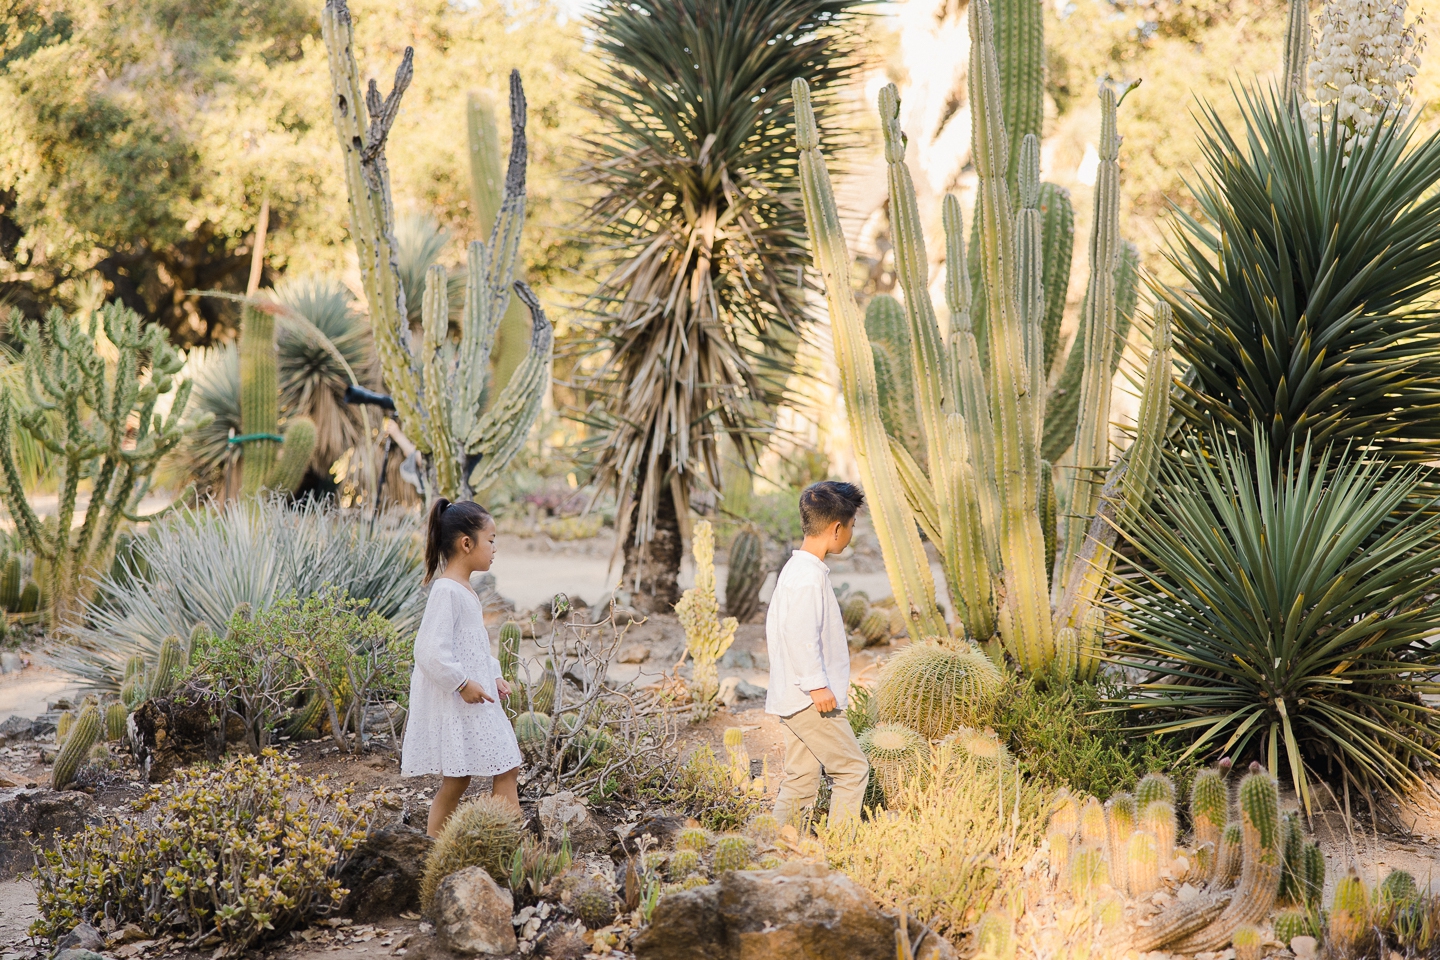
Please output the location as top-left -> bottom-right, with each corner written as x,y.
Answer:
1110,433 -> 1440,812
1303,0 -> 1421,143
575,0 -> 863,609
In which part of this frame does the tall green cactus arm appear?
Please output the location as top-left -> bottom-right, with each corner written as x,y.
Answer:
792,78 -> 945,640
1121,302 -> 1173,524
1061,80 -> 1134,577
465,281 -> 554,492
970,0 -> 1053,670
1038,183 -> 1075,380
239,305 -> 280,498
321,0 -> 423,439
420,263 -> 461,499
889,439 -> 941,544
866,295 -> 926,470
1016,135 -> 1047,417
1283,0 -> 1311,104
1041,239 -> 1139,462
993,0 -> 1045,188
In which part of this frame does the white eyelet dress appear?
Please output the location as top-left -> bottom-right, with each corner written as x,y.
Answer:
401,578 -> 523,778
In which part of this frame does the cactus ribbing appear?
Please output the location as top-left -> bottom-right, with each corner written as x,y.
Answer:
498,621 -> 521,682
56,710 -> 74,741
1231,924 -> 1262,960
514,711 -> 552,760
858,609 -> 890,646
104,702 -> 129,741
724,527 -> 766,624
148,634 -> 185,699
238,305 -> 317,497
1190,768 -> 1228,854
666,849 -> 702,880
1105,792 -> 1137,894
1214,823 -> 1243,889
1068,847 -> 1108,900
285,690 -> 327,738
674,827 -> 711,853
52,704 -> 100,789
677,521 -> 737,717
1380,868 -> 1418,907
873,641 -> 1002,740
1273,909 -> 1313,944
16,580 -> 39,614
712,834 -> 755,873
1136,772 -> 1176,809
321,5 -> 553,501
859,722 -> 929,801
123,654 -> 145,681
1140,799 -> 1177,864
420,796 -> 524,913
1079,796 -> 1107,848
975,908 -> 1015,960
1300,842 -> 1325,907
842,595 -> 869,632
1329,869 -> 1370,950
0,555 -> 18,610
1278,811 -> 1305,905
1127,829 -> 1161,897
724,727 -> 751,788
188,622 -> 211,663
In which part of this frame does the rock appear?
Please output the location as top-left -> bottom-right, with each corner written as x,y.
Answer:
338,823 -> 434,920
719,648 -> 755,670
0,789 -> 99,879
1291,936 -> 1319,960
735,679 -> 767,700
54,951 -> 107,960
0,651 -> 22,673
537,791 -> 605,852
0,714 -> 46,745
616,643 -> 649,664
54,922 -> 106,954
717,676 -> 743,707
431,866 -> 518,956
633,863 -> 957,960
129,684 -> 224,782
618,814 -> 688,848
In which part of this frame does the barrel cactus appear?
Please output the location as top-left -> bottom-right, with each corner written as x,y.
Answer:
859,609 -> 890,646
1231,924 -> 1262,960
514,711 -> 552,760
1328,869 -> 1370,951
666,849 -> 702,880
104,702 -> 129,742
1273,909 -> 1314,945
420,796 -> 524,913
674,827 -> 711,853
52,704 -> 101,789
873,641 -> 1003,739
569,879 -> 617,929
712,834 -> 755,873
859,722 -> 929,801
1136,772 -> 1176,809
841,595 -> 869,632
724,527 -> 765,624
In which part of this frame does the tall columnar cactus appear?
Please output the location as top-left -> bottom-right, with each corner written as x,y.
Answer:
1278,811 -> 1305,905
1127,829 -> 1161,897
724,527 -> 766,624
1300,842 -> 1325,907
104,702 -> 129,742
0,304 -> 202,624
791,1 -> 1170,676
147,634 -> 185,700
1105,792 -> 1137,893
498,621 -> 521,684
321,1 -> 553,502
1329,869 -> 1370,950
238,305 -> 317,497
1048,791 -> 1080,879
675,521 -> 736,718
1078,796 -> 1107,848
0,555 -> 19,611
52,704 -> 100,789
1136,772 -> 1176,809
1190,768 -> 1228,854
1141,800 -> 1177,862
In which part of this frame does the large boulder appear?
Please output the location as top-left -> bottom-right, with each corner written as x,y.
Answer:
338,823 -> 433,920
431,866 -> 518,956
0,788 -> 99,879
129,685 -> 224,782
537,791 -> 606,852
632,863 -> 956,960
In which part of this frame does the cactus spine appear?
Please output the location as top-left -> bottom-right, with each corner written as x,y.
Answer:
0,555 -> 18,610
0,304 -> 200,625
724,527 -> 765,624
1104,792 -> 1136,893
148,634 -> 185,699
1231,924 -> 1262,960
1189,767 -> 1228,854
1278,811 -> 1304,905
975,908 -> 1015,960
52,704 -> 100,789
238,305 -> 317,497
1136,771 -> 1176,808
1214,823 -> 1243,888
1127,829 -> 1161,897
321,4 -> 552,501
712,835 -> 755,873
791,8 -> 1169,676
1329,869 -> 1369,950
859,722 -> 929,801
676,521 -> 737,718
872,641 -> 1003,739
1273,909 -> 1312,944
1300,842 -> 1325,907
1078,796 -> 1106,848
1140,799 -> 1177,864
104,702 -> 129,741
56,710 -> 74,741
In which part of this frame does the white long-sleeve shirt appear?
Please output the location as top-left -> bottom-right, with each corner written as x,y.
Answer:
765,550 -> 850,717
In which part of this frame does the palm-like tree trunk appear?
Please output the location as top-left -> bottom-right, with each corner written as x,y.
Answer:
622,457 -> 683,611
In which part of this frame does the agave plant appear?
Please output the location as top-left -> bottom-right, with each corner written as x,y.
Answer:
52,496 -> 422,690
575,0 -> 863,609
1164,85 -> 1440,463
1110,433 -> 1440,811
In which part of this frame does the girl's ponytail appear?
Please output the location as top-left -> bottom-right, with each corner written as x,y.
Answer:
424,498 -> 452,583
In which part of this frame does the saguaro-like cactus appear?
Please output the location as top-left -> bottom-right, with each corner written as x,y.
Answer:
790,0 -> 1170,676
0,304 -> 202,624
321,1 -> 552,502
238,305 -> 317,497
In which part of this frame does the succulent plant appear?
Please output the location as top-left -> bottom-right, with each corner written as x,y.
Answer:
676,521 -> 737,717
873,641 -> 1003,739
56,710 -> 74,742
147,634 -> 185,699
123,654 -> 146,681
674,827 -> 712,853
1214,823 -> 1243,889
569,879 -> 617,929
1380,868 -> 1418,907
666,849 -> 702,881
858,609 -> 890,646
1231,924 -> 1262,960
1140,799 -> 1177,864
1273,909 -> 1314,945
104,702 -> 129,742
712,834 -> 755,874
842,595 -> 869,632
420,796 -> 524,914
1135,772 -> 1176,809
284,690 -> 327,739
0,555 -> 19,611
746,814 -> 779,846
1300,841 -> 1325,908
119,675 -> 145,710
1328,869 -> 1370,951
237,305 -> 317,498
859,722 -> 929,801
975,908 -> 1015,960
514,711 -> 552,761
1078,796 -> 1107,848
1068,847 -> 1108,901
723,727 -> 751,788
1105,792 -> 1137,893
1278,811 -> 1305,905
724,527 -> 766,624
52,704 -> 101,789
1189,767 -> 1228,855
498,621 -> 522,683
1127,829 -> 1161,897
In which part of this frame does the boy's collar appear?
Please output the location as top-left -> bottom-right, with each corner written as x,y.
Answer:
791,549 -> 830,569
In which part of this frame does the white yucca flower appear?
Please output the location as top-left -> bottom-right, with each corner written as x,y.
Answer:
1303,0 -> 1423,146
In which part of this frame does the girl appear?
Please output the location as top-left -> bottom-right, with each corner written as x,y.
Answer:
402,498 -> 524,836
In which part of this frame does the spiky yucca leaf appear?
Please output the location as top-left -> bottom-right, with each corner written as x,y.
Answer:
577,0 -> 863,589
1111,433 -> 1440,810
1165,86 -> 1440,462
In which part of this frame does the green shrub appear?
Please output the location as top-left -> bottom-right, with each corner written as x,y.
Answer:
32,752 -> 374,948
991,677 -> 1195,800
668,746 -> 761,831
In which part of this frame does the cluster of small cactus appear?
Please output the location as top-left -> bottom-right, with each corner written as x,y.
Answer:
724,527 -> 766,624
420,796 -> 524,914
841,591 -> 902,652
872,641 -> 1003,740
237,304 -> 317,497
675,521 -> 736,719
790,0 -> 1170,678
858,722 -> 929,802
321,2 -> 553,501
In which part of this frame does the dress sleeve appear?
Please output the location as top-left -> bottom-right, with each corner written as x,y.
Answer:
781,580 -> 830,692
414,585 -> 467,691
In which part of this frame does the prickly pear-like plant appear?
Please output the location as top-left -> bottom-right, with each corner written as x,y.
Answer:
859,722 -> 929,801
790,3 -> 1168,676
724,527 -> 766,624
872,641 -> 1002,739
676,521 -> 737,718
0,304 -> 202,624
52,704 -> 101,789
321,2 -> 552,501
237,305 -> 317,497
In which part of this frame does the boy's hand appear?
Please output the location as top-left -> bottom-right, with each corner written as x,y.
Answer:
496,678 -> 512,700
459,680 -> 493,704
809,687 -> 838,713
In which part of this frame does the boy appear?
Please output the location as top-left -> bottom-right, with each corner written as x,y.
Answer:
765,480 -> 871,825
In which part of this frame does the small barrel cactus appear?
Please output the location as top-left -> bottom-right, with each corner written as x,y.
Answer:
420,796 -> 524,914
841,594 -> 869,632
1189,767 -> 1229,853
1135,771 -> 1175,808
1140,799 -> 1177,862
16,579 -> 39,614
52,704 -> 101,789
569,879 -> 617,929
55,710 -> 74,742
712,834 -> 755,873
859,722 -> 929,801
1127,829 -> 1161,897
975,909 -> 1014,960
674,827 -> 712,852
148,634 -> 185,699
1380,868 -> 1418,907
514,711 -> 552,760
858,609 -> 890,646
103,702 -> 129,741
746,813 -> 780,846
886,606 -> 907,638
1329,869 -> 1370,950
666,849 -> 702,880
873,641 -> 1003,740
1078,796 -> 1106,848
1273,909 -> 1313,945
1231,924 -> 1262,960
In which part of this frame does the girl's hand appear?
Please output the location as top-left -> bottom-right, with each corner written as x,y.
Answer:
458,680 -> 494,704
496,678 -> 512,700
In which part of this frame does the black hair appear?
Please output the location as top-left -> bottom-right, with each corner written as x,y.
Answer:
424,498 -> 494,583
799,481 -> 865,536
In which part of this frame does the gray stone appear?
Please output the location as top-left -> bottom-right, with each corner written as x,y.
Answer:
0,789 -> 99,879
53,951 -> 107,960
0,652 -> 22,673
431,866 -> 517,956
616,643 -> 649,664
338,823 -> 433,920
735,679 -> 767,700
631,885 -> 723,960
0,715 -> 44,745
53,922 -> 106,954
537,791 -> 605,852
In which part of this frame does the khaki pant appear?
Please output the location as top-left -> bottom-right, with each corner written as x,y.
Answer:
773,705 -> 870,826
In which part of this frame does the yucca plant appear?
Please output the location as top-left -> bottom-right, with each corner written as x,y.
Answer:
575,0 -> 863,609
1164,85 -> 1440,464
1110,433 -> 1440,812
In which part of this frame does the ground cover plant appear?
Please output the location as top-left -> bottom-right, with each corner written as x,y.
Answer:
31,752 -> 378,953
1111,435 -> 1440,811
